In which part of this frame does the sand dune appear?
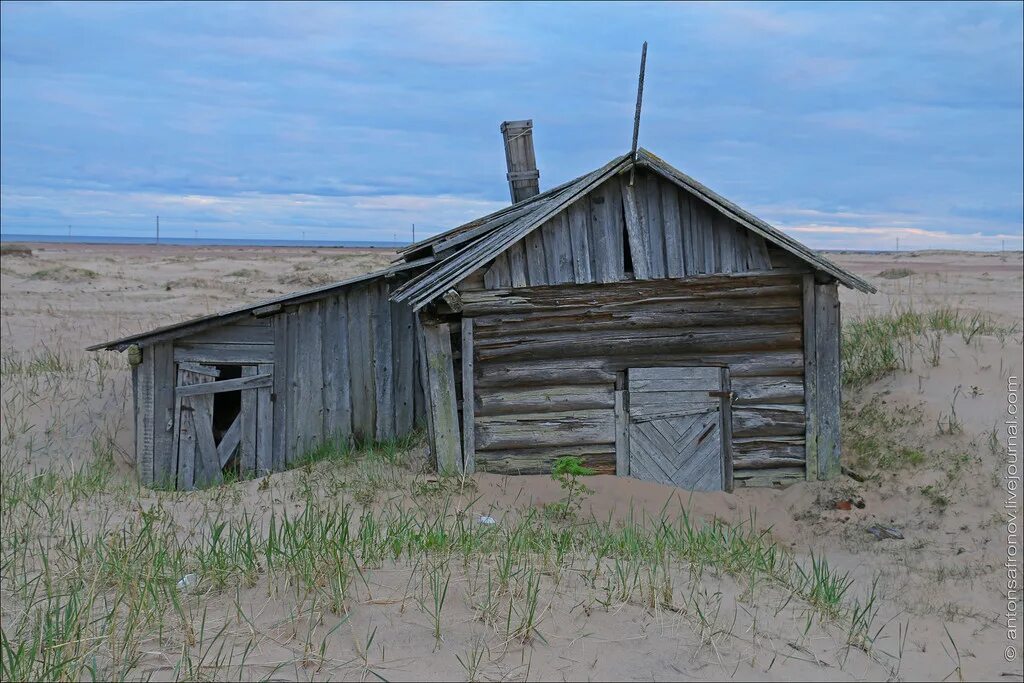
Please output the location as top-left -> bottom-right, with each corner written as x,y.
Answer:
1,243 -> 1021,681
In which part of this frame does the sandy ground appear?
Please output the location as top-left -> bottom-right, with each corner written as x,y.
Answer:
1,243 -> 1022,681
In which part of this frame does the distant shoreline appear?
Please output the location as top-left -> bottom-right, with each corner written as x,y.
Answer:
1,233 -> 1020,256
0,233 -> 407,248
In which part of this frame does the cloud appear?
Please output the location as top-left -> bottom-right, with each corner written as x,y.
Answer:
1,2 -> 1021,249
0,184 -> 504,241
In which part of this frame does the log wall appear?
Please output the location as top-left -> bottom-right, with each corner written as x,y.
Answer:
458,275 -> 809,485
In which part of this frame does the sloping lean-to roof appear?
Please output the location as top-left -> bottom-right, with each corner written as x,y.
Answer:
390,148 -> 875,310
88,257 -> 432,352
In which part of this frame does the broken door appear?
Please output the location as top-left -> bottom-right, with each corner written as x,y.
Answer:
173,362 -> 273,489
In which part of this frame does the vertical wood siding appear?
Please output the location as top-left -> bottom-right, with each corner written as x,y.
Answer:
142,278 -> 422,489
469,168 -> 783,293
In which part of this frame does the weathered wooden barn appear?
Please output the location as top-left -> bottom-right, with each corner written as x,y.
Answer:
92,120 -> 874,491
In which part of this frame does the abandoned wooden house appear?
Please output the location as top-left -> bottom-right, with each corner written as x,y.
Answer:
91,119 -> 874,491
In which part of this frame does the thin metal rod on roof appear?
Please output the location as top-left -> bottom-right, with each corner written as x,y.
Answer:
629,41 -> 648,186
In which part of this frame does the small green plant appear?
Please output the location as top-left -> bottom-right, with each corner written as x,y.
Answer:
547,456 -> 595,520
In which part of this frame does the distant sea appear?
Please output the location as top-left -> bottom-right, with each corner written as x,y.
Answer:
0,233 -> 407,248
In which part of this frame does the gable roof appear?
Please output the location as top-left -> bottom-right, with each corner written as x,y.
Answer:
390,148 -> 874,310
89,257 -> 431,351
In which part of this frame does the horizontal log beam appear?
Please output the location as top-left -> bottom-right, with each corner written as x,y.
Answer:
476,385 -> 614,417
732,405 -> 806,438
175,373 -> 273,397
475,409 -> 615,450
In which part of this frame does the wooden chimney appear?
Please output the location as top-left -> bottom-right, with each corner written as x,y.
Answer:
500,120 -> 540,203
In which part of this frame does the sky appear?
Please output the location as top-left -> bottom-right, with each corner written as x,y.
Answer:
1,1 -> 1022,250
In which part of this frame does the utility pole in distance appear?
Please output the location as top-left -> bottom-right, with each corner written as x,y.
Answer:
156,216 -> 160,245
412,223 -> 416,244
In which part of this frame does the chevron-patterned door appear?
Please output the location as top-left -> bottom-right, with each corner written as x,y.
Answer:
626,366 -> 726,491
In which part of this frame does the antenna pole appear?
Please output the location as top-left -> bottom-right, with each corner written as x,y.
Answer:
412,223 -> 416,244
630,41 -> 648,185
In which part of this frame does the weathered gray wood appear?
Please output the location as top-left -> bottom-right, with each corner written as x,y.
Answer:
295,302 -> 324,459
391,299 -> 415,437
621,176 -> 651,279
699,200 -> 718,274
239,366 -> 257,475
524,229 -> 547,286
475,409 -> 615,451
176,361 -> 219,377
678,192 -> 697,276
483,252 -> 511,289
615,389 -> 629,475
440,289 -> 463,314
567,201 -> 593,283
321,295 -> 350,445
181,324 -> 274,345
476,384 -> 615,416
174,369 -> 198,490
802,275 -> 818,481
416,317 -> 437,459
460,274 -> 803,315
717,214 -> 737,274
461,319 -> 475,474
174,344 -> 274,364
641,172 -> 666,278
151,342 -> 175,487
720,367 -> 734,492
501,119 -> 540,202
475,360 -> 617,388
175,373 -> 272,397
347,286 -> 375,443
135,349 -> 155,486
733,436 -> 805,466
192,389 -> 221,488
629,390 -> 717,408
747,235 -> 772,271
271,315 -> 289,472
731,377 -> 805,405
475,443 -> 616,475
284,308 -> 300,465
474,325 -> 802,362
815,281 -> 841,479
422,322 -> 462,475
661,180 -> 685,278
456,269 -> 486,293
507,242 -> 529,288
731,405 -> 806,438
218,413 -> 242,468
622,366 -> 728,490
733,467 -> 805,488
256,363 -> 273,475
629,366 -> 721,384
372,282 -> 395,441
588,184 -> 623,283
541,212 -> 575,285
413,316 -> 426,427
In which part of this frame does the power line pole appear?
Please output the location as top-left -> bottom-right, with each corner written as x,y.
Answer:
156,216 -> 160,245
412,223 -> 416,244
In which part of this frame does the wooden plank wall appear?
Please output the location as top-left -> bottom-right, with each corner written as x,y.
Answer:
476,169 -> 774,291
459,275 -> 808,484
142,278 -> 423,488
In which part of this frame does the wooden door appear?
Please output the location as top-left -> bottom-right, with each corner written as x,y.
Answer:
172,362 -> 273,489
625,366 -> 732,491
